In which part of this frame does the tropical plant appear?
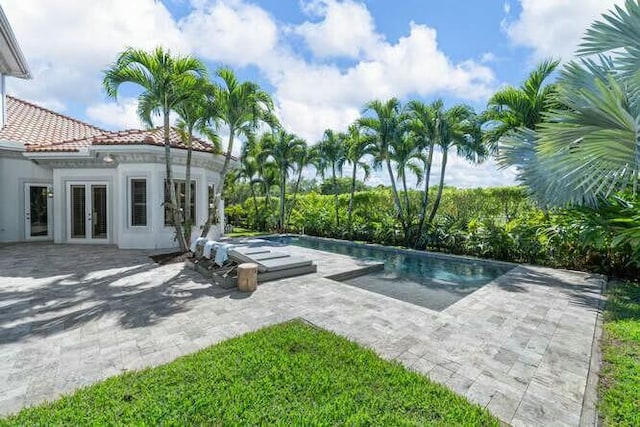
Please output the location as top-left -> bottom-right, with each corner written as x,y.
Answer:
428,105 -> 487,224
498,1 -> 640,258
262,130 -> 307,231
103,47 -> 207,251
483,59 -> 560,150
200,67 -> 277,238
359,98 -> 409,240
389,134 -> 423,223
406,100 -> 438,244
286,144 -> 317,229
259,162 -> 280,229
316,129 -> 346,227
238,136 -> 262,223
175,82 -> 221,241
343,123 -> 375,229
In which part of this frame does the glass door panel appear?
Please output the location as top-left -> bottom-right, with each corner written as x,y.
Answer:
25,184 -> 52,240
70,185 -> 86,238
91,185 -> 108,239
29,186 -> 49,237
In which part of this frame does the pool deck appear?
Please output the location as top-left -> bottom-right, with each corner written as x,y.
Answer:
0,242 -> 605,426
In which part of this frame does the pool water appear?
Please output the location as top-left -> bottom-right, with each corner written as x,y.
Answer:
265,235 -> 514,311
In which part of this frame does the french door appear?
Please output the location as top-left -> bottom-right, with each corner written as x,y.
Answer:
24,183 -> 53,240
67,182 -> 109,242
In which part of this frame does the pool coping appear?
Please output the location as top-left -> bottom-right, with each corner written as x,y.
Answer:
262,233 -> 521,313
262,233 -> 520,269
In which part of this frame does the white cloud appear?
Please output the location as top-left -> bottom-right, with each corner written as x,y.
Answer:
430,151 -> 516,189
480,52 -> 497,63
1,0 -> 511,187
180,0 -> 279,66
505,0 -> 624,60
86,97 -> 144,130
3,0 -> 188,105
295,0 -> 381,58
270,22 -> 495,141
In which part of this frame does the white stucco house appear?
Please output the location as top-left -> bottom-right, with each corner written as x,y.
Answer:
0,7 -> 227,249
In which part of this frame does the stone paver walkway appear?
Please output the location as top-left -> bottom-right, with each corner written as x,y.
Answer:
0,243 -> 604,426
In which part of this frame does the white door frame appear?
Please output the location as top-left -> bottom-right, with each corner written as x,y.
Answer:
65,181 -> 110,243
24,183 -> 53,241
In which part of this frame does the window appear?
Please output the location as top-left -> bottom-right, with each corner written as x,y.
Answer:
208,183 -> 215,208
164,180 -> 196,226
130,179 -> 147,226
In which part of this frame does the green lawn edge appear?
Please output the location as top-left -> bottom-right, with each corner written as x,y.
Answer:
1,320 -> 498,426
599,281 -> 640,426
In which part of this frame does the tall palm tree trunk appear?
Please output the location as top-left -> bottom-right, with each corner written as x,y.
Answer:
401,171 -> 411,221
385,157 -> 405,233
332,164 -> 340,227
415,142 -> 435,246
428,148 -> 448,224
201,130 -> 235,238
164,109 -> 187,251
184,125 -> 194,243
401,171 -> 412,246
348,164 -> 358,230
286,168 -> 304,230
263,181 -> 271,230
250,183 -> 259,226
279,172 -> 286,232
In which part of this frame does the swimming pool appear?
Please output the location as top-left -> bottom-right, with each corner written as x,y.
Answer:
264,235 -> 514,311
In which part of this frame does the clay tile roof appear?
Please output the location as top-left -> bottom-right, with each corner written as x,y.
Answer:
27,127 -> 216,154
0,95 -> 106,145
91,128 -> 215,153
4,95 -> 226,157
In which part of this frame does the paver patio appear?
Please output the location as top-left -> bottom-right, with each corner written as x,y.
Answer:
0,242 -> 604,426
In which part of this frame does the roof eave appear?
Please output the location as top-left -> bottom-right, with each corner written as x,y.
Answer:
0,6 -> 31,79
0,139 -> 24,151
23,149 -> 89,158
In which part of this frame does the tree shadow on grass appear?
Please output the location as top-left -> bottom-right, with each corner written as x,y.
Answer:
605,280 -> 640,322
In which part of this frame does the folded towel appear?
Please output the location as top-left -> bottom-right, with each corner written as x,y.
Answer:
203,240 -> 217,259
214,243 -> 234,266
190,237 -> 207,253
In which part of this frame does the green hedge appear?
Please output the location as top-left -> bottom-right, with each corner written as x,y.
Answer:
226,187 -> 638,278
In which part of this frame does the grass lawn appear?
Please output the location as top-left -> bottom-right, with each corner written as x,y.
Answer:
226,226 -> 266,238
599,281 -> 640,426
2,320 -> 497,426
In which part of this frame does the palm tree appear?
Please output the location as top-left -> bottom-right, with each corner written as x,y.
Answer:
390,134 -> 424,223
317,129 -> 346,227
286,144 -> 317,230
103,47 -> 207,251
483,59 -> 560,150
502,0 -> 640,206
238,140 -> 262,224
174,82 -> 219,242
262,130 -> 307,231
343,123 -> 375,228
259,162 -> 279,229
200,67 -> 277,238
406,100 -> 439,244
359,98 -> 408,237
428,105 -> 486,224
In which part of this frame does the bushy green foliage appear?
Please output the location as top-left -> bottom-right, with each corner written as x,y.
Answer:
319,177 -> 368,195
227,186 -> 638,277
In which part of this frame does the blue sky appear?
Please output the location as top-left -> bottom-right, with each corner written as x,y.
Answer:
3,0 -> 622,187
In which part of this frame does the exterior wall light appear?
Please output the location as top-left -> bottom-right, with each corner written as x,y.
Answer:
103,154 -> 115,164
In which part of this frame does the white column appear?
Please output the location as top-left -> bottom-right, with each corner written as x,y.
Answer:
0,74 -> 6,128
